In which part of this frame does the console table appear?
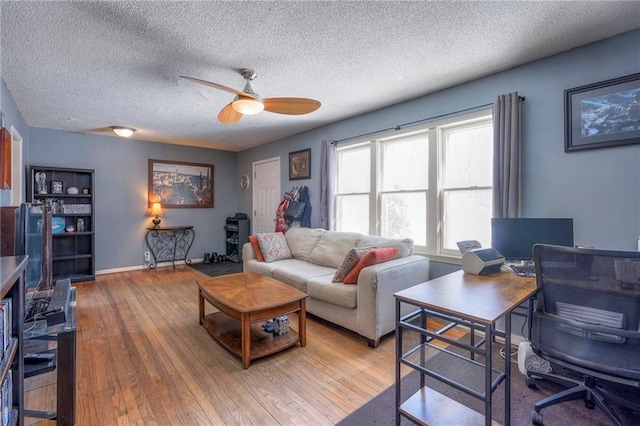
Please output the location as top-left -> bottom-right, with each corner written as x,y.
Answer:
145,226 -> 195,269
394,269 -> 537,425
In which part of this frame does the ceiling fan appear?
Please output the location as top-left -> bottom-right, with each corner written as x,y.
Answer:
180,69 -> 321,125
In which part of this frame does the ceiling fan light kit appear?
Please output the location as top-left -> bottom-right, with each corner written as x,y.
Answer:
180,68 -> 321,124
232,97 -> 264,115
111,126 -> 136,138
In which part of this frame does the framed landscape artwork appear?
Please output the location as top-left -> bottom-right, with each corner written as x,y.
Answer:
148,159 -> 214,208
565,72 -> 640,152
289,148 -> 311,180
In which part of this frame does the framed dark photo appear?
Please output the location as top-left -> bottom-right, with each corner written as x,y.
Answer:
148,159 -> 214,208
289,148 -> 311,180
565,72 -> 640,152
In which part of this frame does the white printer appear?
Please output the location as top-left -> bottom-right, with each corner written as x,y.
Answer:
457,240 -> 505,275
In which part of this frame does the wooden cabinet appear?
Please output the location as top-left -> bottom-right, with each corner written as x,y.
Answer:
27,166 -> 95,283
225,218 -> 249,262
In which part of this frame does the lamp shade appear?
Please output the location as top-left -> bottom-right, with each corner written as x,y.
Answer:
232,98 -> 264,115
150,201 -> 163,217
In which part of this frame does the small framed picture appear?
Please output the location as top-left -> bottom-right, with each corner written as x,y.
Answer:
289,148 -> 311,180
76,218 -> 85,232
51,181 -> 64,194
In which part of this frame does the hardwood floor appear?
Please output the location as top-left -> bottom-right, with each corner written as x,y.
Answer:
41,266 -> 460,425
66,266 -> 392,425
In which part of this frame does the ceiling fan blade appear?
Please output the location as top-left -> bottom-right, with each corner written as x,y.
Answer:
218,102 -> 243,125
180,75 -> 256,99
263,98 -> 321,115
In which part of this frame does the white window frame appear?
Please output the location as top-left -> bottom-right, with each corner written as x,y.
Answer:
335,109 -> 492,263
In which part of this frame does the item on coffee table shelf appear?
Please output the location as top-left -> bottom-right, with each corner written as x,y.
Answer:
262,320 -> 274,333
273,315 -> 290,335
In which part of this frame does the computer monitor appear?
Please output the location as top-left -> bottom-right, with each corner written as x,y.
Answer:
491,218 -> 574,261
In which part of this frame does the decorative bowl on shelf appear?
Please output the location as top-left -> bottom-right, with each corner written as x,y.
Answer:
51,217 -> 65,234
66,186 -> 79,195
65,225 -> 75,233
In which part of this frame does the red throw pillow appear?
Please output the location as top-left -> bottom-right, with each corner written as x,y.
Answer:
343,247 -> 399,284
248,235 -> 266,262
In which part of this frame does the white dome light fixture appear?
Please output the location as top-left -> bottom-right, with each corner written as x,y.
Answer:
111,126 -> 136,138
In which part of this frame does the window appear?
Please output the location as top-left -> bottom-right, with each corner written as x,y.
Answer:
335,110 -> 492,260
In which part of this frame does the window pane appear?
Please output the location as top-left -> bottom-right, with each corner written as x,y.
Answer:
336,194 -> 369,234
381,135 -> 428,191
442,189 -> 492,250
442,123 -> 492,188
380,192 -> 427,246
337,145 -> 370,193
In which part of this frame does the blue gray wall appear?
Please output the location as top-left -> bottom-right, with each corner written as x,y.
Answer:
24,128 -> 238,271
0,79 -> 30,205
237,29 -> 640,280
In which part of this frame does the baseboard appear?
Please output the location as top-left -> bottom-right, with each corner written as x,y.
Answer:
96,258 -> 201,276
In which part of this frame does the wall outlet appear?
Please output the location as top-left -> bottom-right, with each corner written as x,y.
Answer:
144,251 -> 151,262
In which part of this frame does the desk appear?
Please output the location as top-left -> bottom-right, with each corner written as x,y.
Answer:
394,268 -> 536,425
145,226 -> 195,269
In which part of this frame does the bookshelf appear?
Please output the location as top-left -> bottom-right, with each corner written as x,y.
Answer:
26,166 -> 95,283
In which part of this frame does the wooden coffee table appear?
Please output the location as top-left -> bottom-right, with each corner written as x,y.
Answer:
198,272 -> 307,369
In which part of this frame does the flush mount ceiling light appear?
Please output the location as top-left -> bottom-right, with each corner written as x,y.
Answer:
111,126 -> 136,138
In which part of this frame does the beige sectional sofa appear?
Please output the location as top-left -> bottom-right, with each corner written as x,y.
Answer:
242,227 -> 429,347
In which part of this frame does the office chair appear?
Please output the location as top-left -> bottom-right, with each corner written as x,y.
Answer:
527,244 -> 640,426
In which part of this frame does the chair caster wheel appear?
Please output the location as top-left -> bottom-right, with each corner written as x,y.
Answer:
526,376 -> 538,389
585,400 -> 595,410
532,410 -> 543,425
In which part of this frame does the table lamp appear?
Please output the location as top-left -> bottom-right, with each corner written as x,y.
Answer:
150,201 -> 163,228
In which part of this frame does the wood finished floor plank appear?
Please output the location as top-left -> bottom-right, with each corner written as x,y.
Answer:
35,266 -> 456,425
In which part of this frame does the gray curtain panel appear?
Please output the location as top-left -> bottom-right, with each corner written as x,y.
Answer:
492,92 -> 522,218
320,140 -> 336,230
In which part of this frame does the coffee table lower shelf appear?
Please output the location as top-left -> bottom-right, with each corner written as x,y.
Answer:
202,312 -> 301,362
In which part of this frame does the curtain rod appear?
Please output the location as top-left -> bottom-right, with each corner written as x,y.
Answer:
331,96 -> 525,145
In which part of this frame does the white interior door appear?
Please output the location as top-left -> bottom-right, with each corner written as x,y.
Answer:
252,157 -> 280,234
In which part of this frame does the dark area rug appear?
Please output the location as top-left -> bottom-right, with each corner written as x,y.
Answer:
338,341 -> 640,426
189,261 -> 243,277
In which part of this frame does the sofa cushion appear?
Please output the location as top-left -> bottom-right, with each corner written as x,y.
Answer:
307,275 -> 357,308
309,231 -> 362,268
332,247 -> 372,282
343,247 -> 399,284
256,232 -> 292,263
356,235 -> 414,258
285,227 -> 325,261
248,235 -> 265,262
272,260 -> 336,292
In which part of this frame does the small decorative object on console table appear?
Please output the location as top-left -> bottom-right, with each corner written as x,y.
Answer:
145,226 -> 195,269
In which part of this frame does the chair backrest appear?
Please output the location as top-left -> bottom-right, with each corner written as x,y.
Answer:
531,244 -> 640,381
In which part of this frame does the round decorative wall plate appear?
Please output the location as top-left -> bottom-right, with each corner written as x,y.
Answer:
240,174 -> 250,190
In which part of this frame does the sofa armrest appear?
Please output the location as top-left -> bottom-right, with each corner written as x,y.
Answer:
242,242 -> 256,267
355,254 -> 430,342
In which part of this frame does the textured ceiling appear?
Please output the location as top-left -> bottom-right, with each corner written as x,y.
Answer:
1,1 -> 640,152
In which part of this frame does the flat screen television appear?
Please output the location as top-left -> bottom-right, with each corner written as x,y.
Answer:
491,218 -> 574,261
